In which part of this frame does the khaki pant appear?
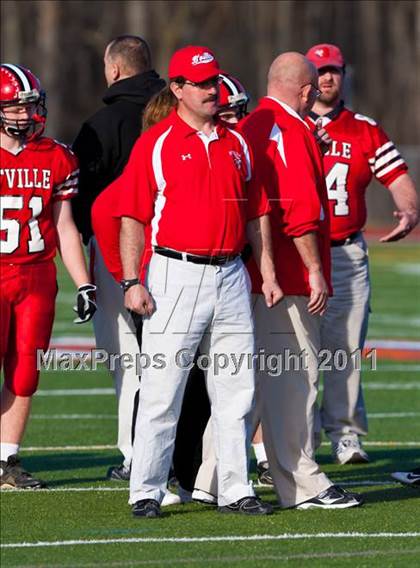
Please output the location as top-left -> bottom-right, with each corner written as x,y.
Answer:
320,235 -> 370,444
255,295 -> 331,508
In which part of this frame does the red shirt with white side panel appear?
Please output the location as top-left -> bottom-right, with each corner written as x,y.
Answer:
114,109 -> 269,256
305,106 -> 408,240
241,97 -> 331,296
91,178 -> 152,283
0,137 -> 78,264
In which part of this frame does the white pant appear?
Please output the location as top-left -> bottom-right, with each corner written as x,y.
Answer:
91,239 -> 140,468
129,253 -> 256,506
320,234 -> 370,443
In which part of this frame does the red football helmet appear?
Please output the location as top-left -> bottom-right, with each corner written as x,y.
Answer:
218,73 -> 249,120
0,63 -> 47,140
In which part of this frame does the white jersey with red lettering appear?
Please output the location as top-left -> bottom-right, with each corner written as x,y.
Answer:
306,105 -> 408,240
0,137 -> 78,264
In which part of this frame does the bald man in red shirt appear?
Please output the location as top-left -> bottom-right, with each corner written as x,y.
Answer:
242,52 -> 363,510
115,46 -> 282,518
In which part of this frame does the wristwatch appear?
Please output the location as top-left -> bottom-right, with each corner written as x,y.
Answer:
120,278 -> 140,293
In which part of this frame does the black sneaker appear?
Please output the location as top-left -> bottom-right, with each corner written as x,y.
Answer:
0,455 -> 46,489
107,464 -> 130,481
132,499 -> 161,518
257,461 -> 273,487
296,485 -> 363,510
218,496 -> 273,515
391,467 -> 420,487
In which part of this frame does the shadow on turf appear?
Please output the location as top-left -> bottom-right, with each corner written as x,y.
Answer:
317,448 -> 420,478
20,453 -> 120,485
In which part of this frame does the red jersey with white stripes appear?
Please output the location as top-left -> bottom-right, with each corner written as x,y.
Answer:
114,109 -> 268,256
0,137 -> 78,264
306,106 -> 408,240
241,97 -> 331,296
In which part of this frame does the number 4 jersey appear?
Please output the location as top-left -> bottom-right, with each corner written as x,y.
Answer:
306,106 -> 408,240
0,137 -> 78,264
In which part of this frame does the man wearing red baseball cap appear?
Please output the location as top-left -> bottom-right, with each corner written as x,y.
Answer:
305,43 -> 418,465
115,45 -> 282,518
168,45 -> 221,83
306,43 -> 344,70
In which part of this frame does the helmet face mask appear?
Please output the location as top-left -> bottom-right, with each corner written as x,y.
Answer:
0,63 -> 47,141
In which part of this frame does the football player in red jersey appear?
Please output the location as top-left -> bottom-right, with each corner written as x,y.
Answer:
0,63 -> 96,489
305,44 -> 419,464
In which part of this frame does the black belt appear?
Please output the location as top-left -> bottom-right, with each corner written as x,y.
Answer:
330,231 -> 361,247
154,246 -> 238,266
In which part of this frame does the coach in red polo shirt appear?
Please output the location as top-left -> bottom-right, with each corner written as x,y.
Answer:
115,46 -> 282,518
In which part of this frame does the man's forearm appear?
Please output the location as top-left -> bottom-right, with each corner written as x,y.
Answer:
293,231 -> 323,273
246,215 -> 277,282
388,173 -> 419,222
120,216 -> 144,279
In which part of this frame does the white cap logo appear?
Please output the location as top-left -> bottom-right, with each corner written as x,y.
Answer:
315,48 -> 325,58
192,52 -> 214,66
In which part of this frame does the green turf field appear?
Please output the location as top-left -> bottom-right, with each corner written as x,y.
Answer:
1,242 -> 419,567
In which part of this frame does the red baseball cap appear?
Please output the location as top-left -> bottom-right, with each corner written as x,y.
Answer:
168,46 -> 220,82
306,44 -> 345,70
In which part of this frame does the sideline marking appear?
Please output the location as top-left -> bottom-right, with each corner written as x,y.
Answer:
2,532 -> 420,549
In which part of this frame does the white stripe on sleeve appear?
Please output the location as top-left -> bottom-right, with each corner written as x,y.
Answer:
375,159 -> 405,179
374,149 -> 401,172
151,126 -> 172,246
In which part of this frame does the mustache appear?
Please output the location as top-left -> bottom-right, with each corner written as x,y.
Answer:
203,95 -> 218,103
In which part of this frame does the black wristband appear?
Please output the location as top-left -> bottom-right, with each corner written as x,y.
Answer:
120,278 -> 140,293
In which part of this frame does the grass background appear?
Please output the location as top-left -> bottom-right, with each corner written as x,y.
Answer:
1,241 -> 419,566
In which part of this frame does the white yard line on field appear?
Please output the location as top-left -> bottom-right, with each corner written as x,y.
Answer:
32,414 -> 117,419
36,389 -> 115,396
367,365 -> 420,372
30,411 -> 420,420
0,480 -> 398,495
2,532 -> 420,549
35,382 -> 420,396
368,412 -> 420,418
21,445 -> 117,452
361,383 -> 420,390
20,441 -> 420,452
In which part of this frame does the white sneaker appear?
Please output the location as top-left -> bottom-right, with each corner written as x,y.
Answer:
161,489 -> 182,507
192,488 -> 217,505
391,468 -> 420,487
333,437 -> 369,465
296,485 -> 363,510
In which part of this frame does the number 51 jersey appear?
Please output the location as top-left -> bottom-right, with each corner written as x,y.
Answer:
306,106 -> 408,240
1,137 -> 78,264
